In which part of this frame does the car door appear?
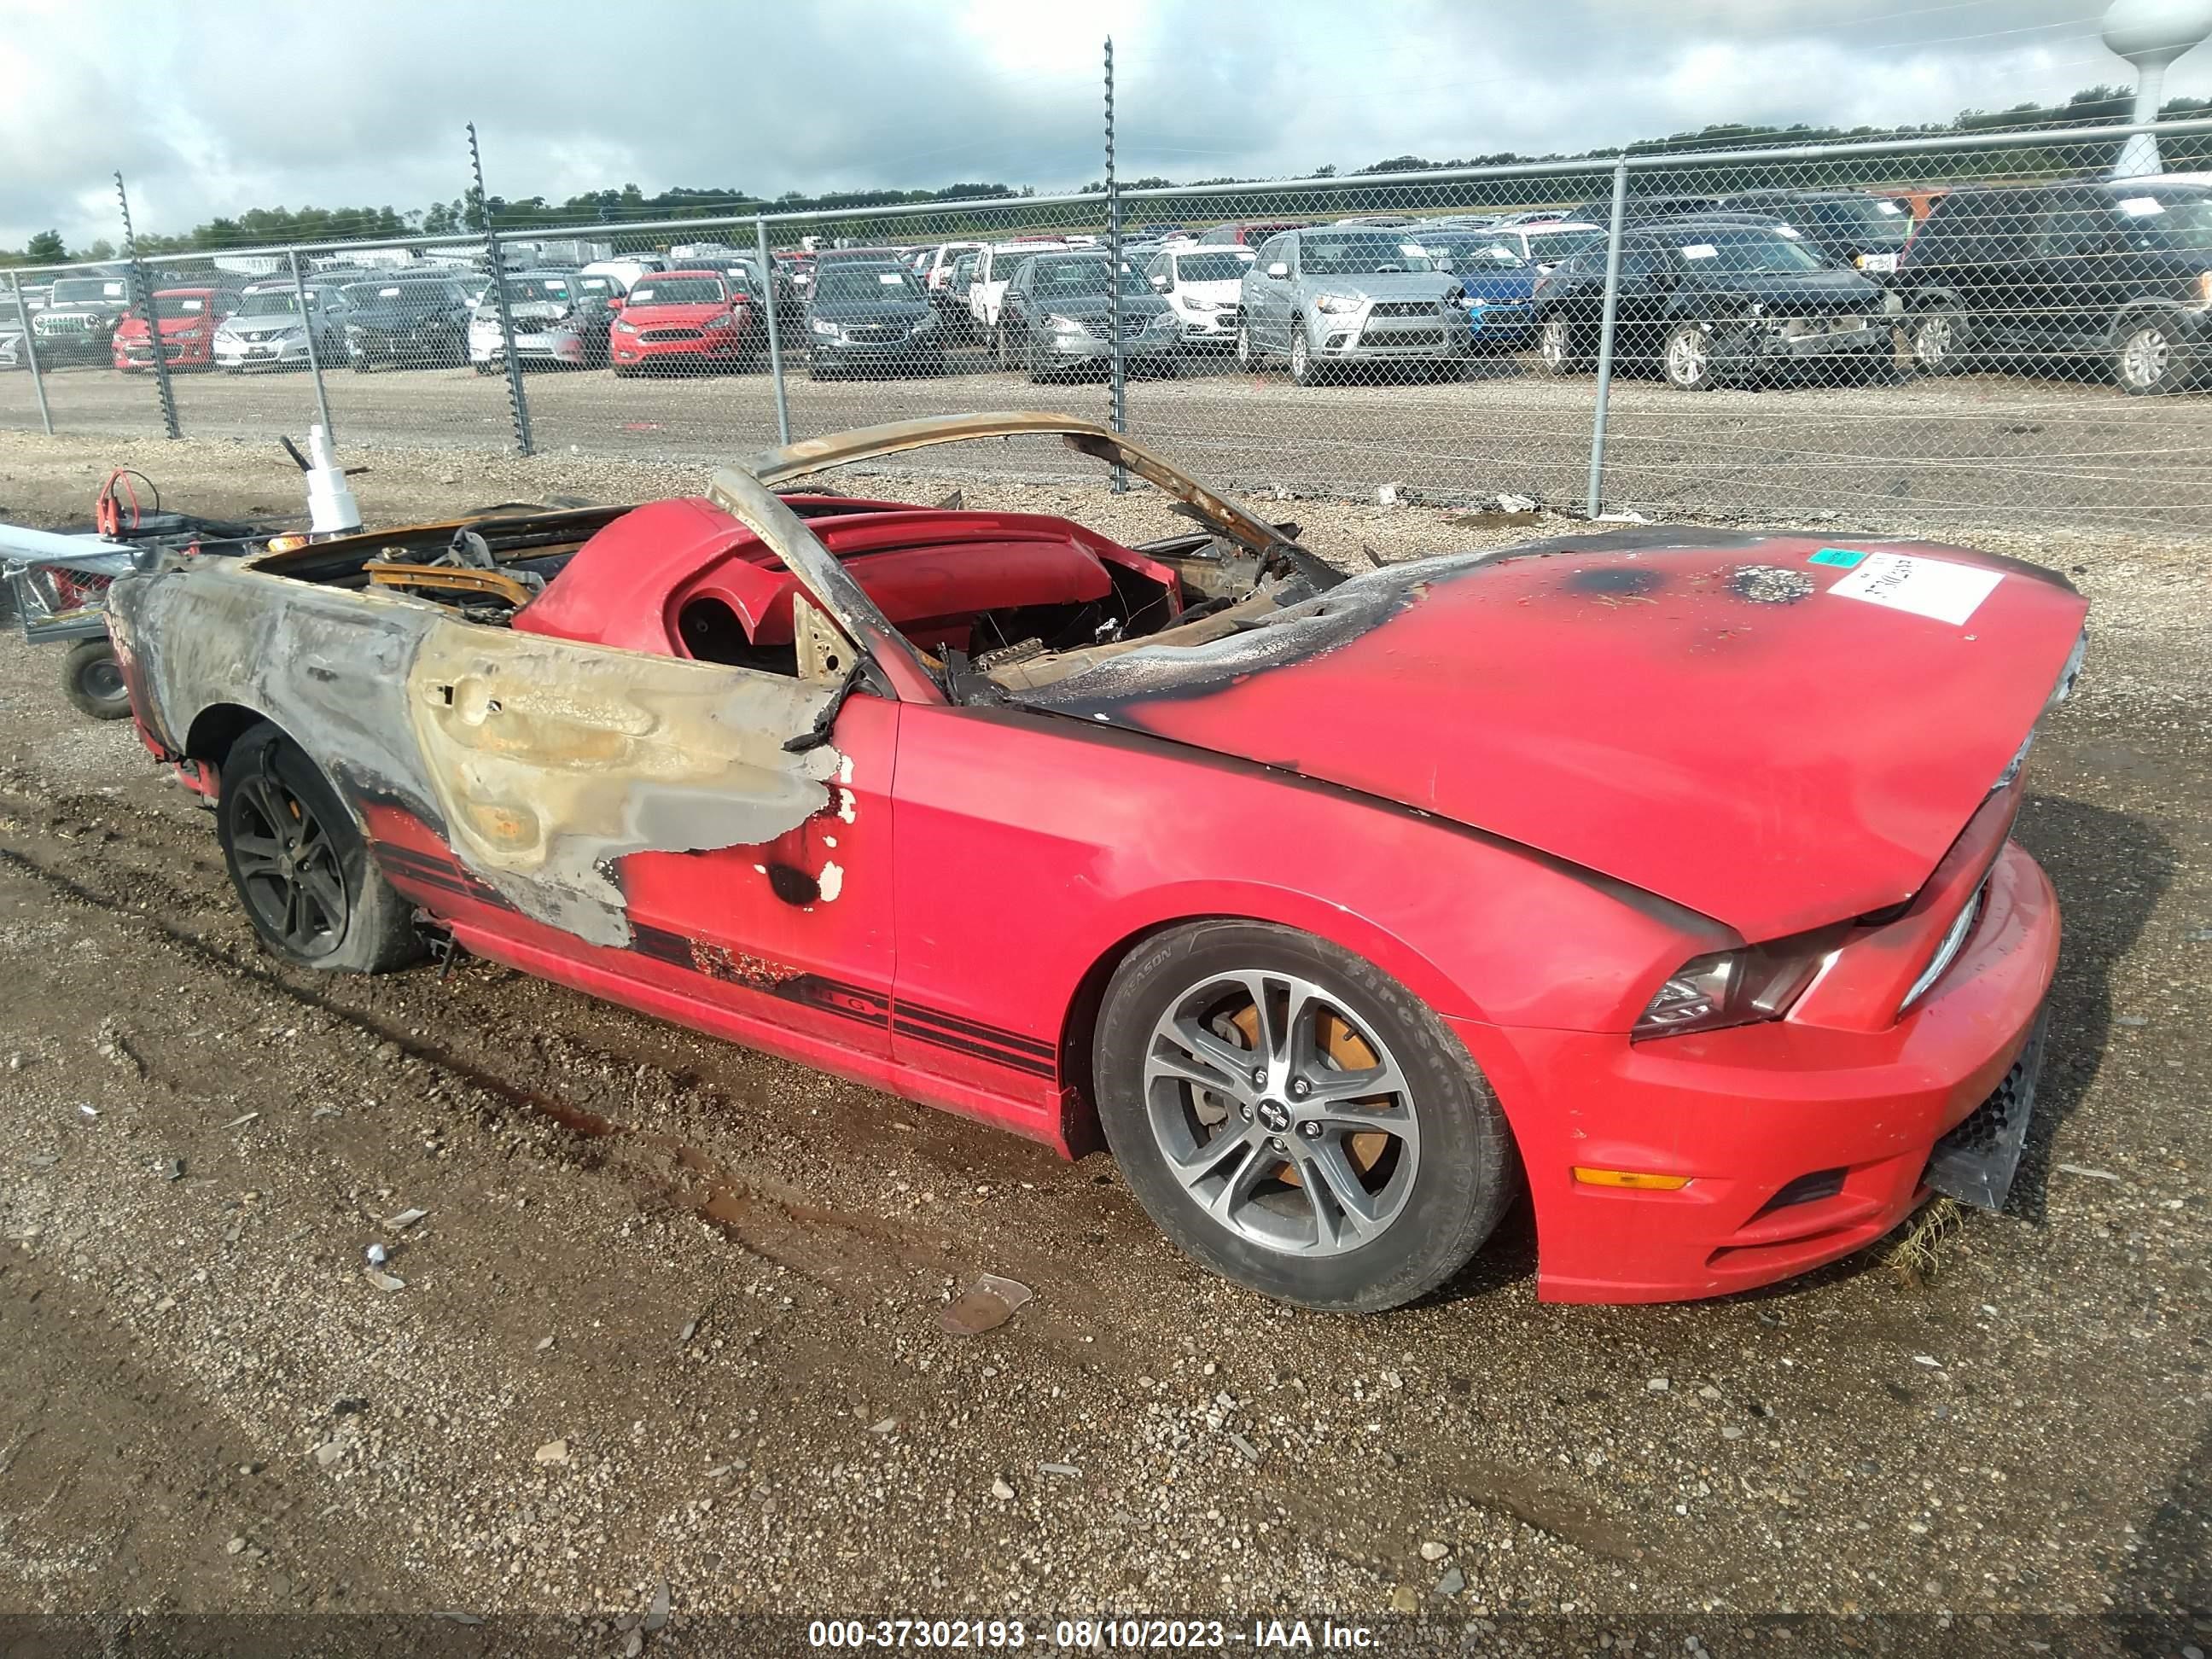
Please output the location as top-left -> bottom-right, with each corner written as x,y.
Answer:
1000,262 -> 1034,352
1249,235 -> 1291,346
2031,189 -> 2121,370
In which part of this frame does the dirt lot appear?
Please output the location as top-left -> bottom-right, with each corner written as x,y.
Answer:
7,341 -> 2212,534
0,429 -> 2207,1656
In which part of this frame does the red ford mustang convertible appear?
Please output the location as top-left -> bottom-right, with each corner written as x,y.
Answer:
106,414 -> 2087,1311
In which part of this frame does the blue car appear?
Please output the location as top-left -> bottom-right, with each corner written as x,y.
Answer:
1418,234 -> 1541,352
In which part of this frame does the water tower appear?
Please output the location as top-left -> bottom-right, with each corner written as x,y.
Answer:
2102,0 -> 2212,175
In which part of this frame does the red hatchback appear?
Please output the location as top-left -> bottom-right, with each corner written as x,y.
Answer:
108,415 -> 2087,1313
608,270 -> 752,375
113,287 -> 239,371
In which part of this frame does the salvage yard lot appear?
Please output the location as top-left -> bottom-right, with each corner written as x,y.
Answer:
7,347 -> 2212,533
0,431 -> 2206,1645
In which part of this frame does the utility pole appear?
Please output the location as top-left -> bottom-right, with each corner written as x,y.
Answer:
116,173 -> 180,439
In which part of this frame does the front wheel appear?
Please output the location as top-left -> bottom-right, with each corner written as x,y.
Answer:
62,639 -> 131,721
1536,316 -> 1586,375
1911,304 -> 1971,376
1662,320 -> 1719,390
216,724 -> 425,975
1287,322 -> 1318,386
1094,920 -> 1517,1313
1236,321 -> 1259,370
2116,315 -> 2188,394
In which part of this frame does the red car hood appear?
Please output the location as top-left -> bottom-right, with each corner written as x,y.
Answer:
1022,530 -> 2087,939
624,303 -> 736,326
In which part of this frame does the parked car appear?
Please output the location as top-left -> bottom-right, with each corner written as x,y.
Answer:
1142,246 -> 1255,349
213,282 -> 352,373
581,257 -> 666,291
469,270 -> 614,372
996,252 -> 1179,379
1411,235 -> 1540,353
1492,221 -> 1605,271
804,262 -> 944,379
1197,220 -> 1309,247
1236,226 -> 1471,385
113,287 -> 241,372
1716,189 -> 1915,276
341,276 -> 471,371
30,272 -> 137,364
1533,219 -> 1889,389
105,410 -> 2089,1313
0,299 -> 25,370
608,269 -> 754,376
966,241 -> 1064,333
1569,192 -> 1726,224
921,241 -> 986,316
1892,177 -> 2212,393
661,253 -> 795,346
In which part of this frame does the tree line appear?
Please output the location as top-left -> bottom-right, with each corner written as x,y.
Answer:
6,84 -> 2210,268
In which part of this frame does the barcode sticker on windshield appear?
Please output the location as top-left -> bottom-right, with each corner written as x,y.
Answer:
2117,196 -> 2166,217
1680,244 -> 1718,259
1825,553 -> 2001,626
1400,243 -> 1427,257
877,272 -> 903,283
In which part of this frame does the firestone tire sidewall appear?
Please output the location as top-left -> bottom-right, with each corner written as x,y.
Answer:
1093,919 -> 1516,1313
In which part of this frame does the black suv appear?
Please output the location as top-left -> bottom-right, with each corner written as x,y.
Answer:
1532,218 -> 1889,389
1713,189 -> 1914,276
1891,178 -> 2212,393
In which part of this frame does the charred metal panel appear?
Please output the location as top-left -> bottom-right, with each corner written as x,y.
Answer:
405,626 -> 840,946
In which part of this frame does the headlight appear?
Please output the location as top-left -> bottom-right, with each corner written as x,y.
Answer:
1313,293 -> 1363,314
1047,313 -> 1087,334
914,311 -> 938,331
1633,936 -> 1833,1039
810,318 -> 841,337
2192,270 -> 2212,311
1147,311 -> 1176,330
614,319 -> 638,335
701,313 -> 736,331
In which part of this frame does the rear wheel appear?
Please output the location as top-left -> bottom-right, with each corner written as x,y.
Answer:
216,724 -> 424,974
62,639 -> 131,721
1537,316 -> 1586,375
1095,920 -> 1516,1313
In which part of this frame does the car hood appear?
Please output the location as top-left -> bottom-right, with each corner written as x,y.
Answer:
1027,293 -> 1168,318
1681,266 -> 1882,311
1173,279 -> 1247,301
350,305 -> 455,329
621,302 -> 729,325
1291,271 -> 1458,301
1010,529 -> 2087,938
811,300 -> 932,322
1458,269 -> 1540,304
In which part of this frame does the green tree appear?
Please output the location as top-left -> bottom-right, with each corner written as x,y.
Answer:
25,229 -> 65,261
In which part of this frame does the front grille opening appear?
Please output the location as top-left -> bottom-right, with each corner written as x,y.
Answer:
1753,1167 -> 1846,1217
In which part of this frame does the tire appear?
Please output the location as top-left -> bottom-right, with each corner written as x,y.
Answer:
1536,316 -> 1586,376
1662,320 -> 1719,390
994,324 -> 1016,371
1287,321 -> 1318,387
1094,919 -> 1517,1313
1911,303 -> 1971,376
2115,314 -> 2188,394
1236,321 -> 1259,370
216,724 -> 424,975
1025,331 -> 1049,383
62,639 -> 131,721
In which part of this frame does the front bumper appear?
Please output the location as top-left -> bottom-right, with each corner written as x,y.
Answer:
1464,302 -> 1537,346
215,336 -> 312,370
1172,306 -> 1241,345
1752,321 -> 1890,360
1038,328 -> 1180,364
473,329 -> 586,366
1312,311 -> 1472,360
1465,839 -> 2060,1305
116,337 -> 211,370
611,329 -> 746,367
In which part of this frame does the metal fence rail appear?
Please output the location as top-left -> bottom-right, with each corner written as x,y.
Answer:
5,115 -> 2211,533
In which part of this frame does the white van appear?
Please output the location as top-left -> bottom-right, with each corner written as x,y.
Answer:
966,240 -> 1068,333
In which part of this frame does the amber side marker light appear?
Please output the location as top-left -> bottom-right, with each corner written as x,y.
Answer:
1573,1167 -> 1691,1190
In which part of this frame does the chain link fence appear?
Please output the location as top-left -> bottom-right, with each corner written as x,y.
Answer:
5,116 -> 2210,532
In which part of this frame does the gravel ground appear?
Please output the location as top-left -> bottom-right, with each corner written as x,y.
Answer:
0,430 -> 2206,1656
5,342 -> 2211,533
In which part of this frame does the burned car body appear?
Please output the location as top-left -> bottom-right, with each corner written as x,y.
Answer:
108,415 -> 2086,1313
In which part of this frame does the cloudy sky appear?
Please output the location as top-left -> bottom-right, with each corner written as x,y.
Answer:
4,0 -> 2209,249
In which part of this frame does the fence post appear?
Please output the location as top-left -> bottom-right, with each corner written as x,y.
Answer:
1582,155 -> 1632,519
469,123 -> 534,457
754,217 -> 792,446
8,271 -> 52,436
1104,36 -> 1128,492
116,172 -> 181,440
288,251 -> 336,441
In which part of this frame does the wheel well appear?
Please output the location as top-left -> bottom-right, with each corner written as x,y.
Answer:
182,703 -> 272,776
1054,917 -> 1224,1159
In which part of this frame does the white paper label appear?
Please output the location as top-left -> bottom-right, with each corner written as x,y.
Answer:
1680,243 -> 1717,260
877,271 -> 904,284
1776,224 -> 1802,238
1876,199 -> 1904,216
2117,196 -> 2165,217
1826,553 -> 2001,626
1400,243 -> 1427,257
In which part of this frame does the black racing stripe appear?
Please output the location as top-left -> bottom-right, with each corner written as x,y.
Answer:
892,1016 -> 1058,1077
893,1003 -> 1056,1060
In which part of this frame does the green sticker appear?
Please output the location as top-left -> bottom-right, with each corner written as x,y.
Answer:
1810,547 -> 1867,568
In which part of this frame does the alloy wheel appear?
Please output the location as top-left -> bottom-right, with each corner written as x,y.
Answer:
1665,323 -> 1712,389
1540,317 -> 1572,371
1915,314 -> 1955,371
1289,328 -> 1312,384
227,771 -> 349,959
2119,323 -> 2171,393
1139,968 -> 1420,1256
